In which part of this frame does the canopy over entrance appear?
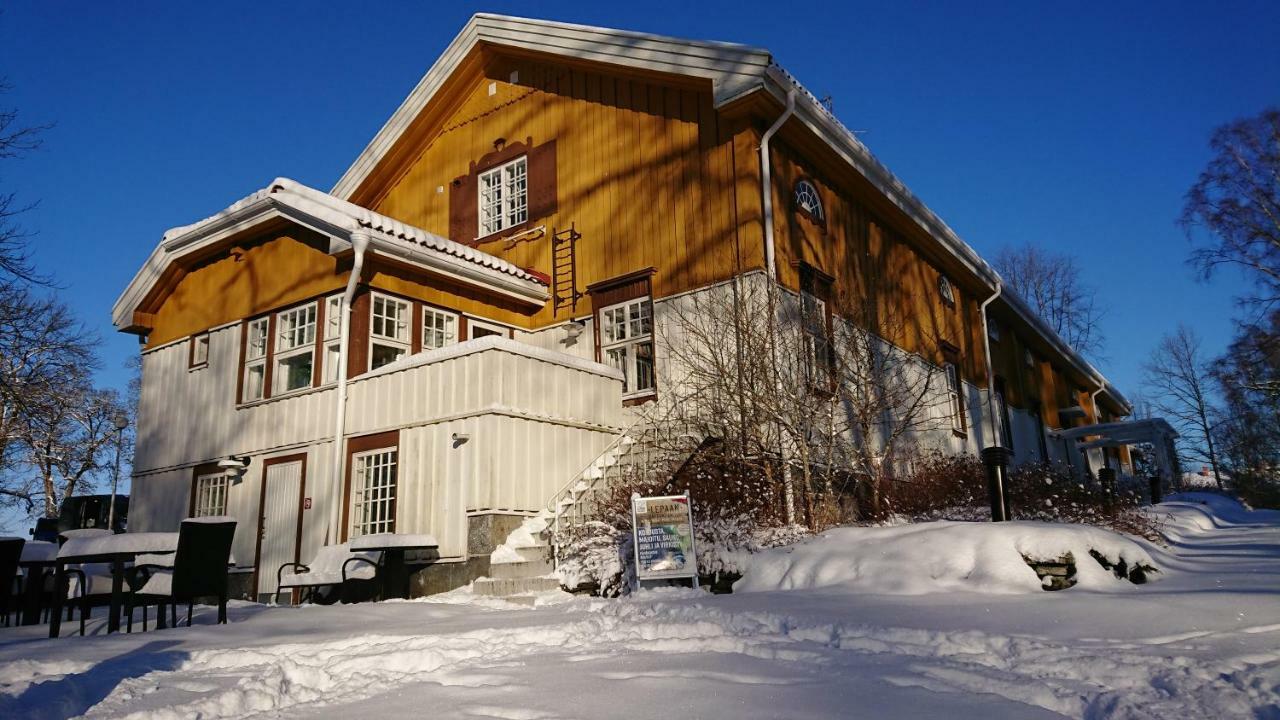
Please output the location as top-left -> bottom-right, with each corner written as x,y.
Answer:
1058,418 -> 1180,483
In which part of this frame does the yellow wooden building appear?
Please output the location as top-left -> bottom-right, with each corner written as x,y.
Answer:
113,14 -> 1138,600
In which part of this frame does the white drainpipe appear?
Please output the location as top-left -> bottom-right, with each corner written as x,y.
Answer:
329,229 -> 370,543
760,87 -> 796,280
979,281 -> 1002,448
759,88 -> 797,523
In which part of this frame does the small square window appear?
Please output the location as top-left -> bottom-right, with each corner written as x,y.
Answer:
190,332 -> 210,368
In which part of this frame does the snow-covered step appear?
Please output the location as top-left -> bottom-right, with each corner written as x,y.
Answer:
512,545 -> 548,563
488,558 -> 554,579
473,576 -> 561,597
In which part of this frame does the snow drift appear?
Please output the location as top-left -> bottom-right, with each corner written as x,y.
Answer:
734,521 -> 1158,595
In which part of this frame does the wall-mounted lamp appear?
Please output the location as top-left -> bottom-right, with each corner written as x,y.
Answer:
563,320 -> 586,346
218,455 -> 252,477
451,432 -> 471,447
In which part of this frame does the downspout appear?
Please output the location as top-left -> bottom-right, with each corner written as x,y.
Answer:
760,87 -> 797,524
760,87 -> 796,280
979,280 -> 1002,448
328,229 -> 371,543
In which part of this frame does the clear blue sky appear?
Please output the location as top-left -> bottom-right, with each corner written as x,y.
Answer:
2,2 -> 1275,416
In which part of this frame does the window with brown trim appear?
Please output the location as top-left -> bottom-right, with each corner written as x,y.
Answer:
942,343 -> 967,436
450,137 -> 557,245
189,463 -> 228,517
799,264 -> 835,391
588,269 -> 657,402
241,317 -> 270,402
369,292 -> 411,370
189,332 -> 210,369
342,430 -> 400,541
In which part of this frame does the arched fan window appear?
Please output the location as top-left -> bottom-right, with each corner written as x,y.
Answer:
794,179 -> 824,222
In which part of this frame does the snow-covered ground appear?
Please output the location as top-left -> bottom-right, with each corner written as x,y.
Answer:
2,493 -> 1278,719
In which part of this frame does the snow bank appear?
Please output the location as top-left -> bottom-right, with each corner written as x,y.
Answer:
734,521 -> 1158,595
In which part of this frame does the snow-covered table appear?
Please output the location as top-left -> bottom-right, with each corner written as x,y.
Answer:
349,533 -> 438,600
49,532 -> 179,637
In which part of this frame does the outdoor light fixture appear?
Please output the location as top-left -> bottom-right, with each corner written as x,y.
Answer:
217,455 -> 252,475
451,432 -> 471,446
563,320 -> 586,345
107,412 -> 129,532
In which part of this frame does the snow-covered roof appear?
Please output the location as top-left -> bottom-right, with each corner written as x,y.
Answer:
112,178 -> 549,330
327,13 -> 1130,414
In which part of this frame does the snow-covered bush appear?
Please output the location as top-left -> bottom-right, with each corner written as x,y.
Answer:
884,452 -> 1165,541
553,452 -> 807,595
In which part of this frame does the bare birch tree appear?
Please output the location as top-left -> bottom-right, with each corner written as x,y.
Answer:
649,274 -> 943,527
1182,108 -> 1280,308
1141,325 -> 1223,489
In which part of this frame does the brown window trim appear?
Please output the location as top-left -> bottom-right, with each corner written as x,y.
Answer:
237,295 -> 334,405
253,453 -> 307,600
188,462 -> 226,517
588,268 -> 658,404
451,136 -> 558,246
188,332 -> 210,370
340,430 -> 401,543
797,262 -> 837,395
940,341 -> 967,438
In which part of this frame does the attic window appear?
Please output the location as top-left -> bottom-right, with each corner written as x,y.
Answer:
794,180 -> 824,223
478,156 -> 528,237
938,275 -> 956,307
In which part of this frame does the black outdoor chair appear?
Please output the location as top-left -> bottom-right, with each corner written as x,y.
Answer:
126,518 -> 236,632
0,538 -> 23,627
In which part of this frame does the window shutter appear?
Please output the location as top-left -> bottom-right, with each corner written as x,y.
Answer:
526,139 -> 557,221
449,172 -> 478,243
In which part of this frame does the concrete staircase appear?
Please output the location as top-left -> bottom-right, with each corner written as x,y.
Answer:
476,424 -> 696,602
477,516 -> 559,605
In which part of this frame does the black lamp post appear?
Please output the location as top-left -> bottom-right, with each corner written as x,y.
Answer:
107,413 -> 129,532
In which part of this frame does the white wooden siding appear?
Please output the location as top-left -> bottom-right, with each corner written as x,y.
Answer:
132,333 -> 624,564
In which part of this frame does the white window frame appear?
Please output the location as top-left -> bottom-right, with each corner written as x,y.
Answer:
944,360 -> 965,434
190,332 -> 210,369
349,447 -> 398,538
323,294 -> 343,384
369,292 -> 411,370
193,472 -> 229,517
273,303 -> 317,396
242,317 -> 269,402
477,155 -> 528,238
422,306 -> 458,351
599,297 -> 656,398
467,318 -> 508,340
794,179 -> 824,221
801,289 -> 832,387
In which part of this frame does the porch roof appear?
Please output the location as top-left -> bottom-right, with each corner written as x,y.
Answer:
1058,418 -> 1179,449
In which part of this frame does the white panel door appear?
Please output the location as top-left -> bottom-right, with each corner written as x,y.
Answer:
256,460 -> 303,597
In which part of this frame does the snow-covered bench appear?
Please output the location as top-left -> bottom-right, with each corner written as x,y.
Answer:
274,543 -> 381,605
